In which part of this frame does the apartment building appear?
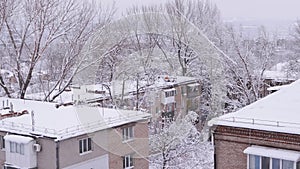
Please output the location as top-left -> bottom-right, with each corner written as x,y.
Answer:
0,97 -> 150,169
209,80 -> 300,169
73,75 -> 202,131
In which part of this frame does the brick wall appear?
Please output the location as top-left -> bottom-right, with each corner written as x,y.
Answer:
213,125 -> 300,169
215,139 -> 248,169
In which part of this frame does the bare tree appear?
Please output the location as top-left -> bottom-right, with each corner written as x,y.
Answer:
224,26 -> 276,109
0,0 -> 115,100
165,0 -> 222,76
0,0 -> 17,98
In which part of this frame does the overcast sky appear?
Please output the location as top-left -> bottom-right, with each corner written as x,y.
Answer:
212,0 -> 300,20
102,0 -> 300,21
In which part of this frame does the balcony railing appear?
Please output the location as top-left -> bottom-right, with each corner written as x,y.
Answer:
218,117 -> 300,130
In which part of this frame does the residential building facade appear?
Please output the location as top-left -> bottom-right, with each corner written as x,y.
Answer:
0,98 -> 150,169
72,75 -> 202,131
209,79 -> 300,169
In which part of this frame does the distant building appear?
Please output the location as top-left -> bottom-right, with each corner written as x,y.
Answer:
68,75 -> 202,131
209,80 -> 300,169
0,98 -> 150,169
260,61 -> 298,98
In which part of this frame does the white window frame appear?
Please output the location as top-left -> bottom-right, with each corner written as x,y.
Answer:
0,136 -> 5,150
167,104 -> 173,112
10,141 -> 15,153
247,154 -> 298,169
19,143 -> 24,155
122,126 -> 134,142
79,138 -> 92,155
9,141 -> 24,155
165,90 -> 176,98
123,154 -> 134,169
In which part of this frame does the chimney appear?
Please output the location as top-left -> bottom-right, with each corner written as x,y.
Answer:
10,102 -> 13,113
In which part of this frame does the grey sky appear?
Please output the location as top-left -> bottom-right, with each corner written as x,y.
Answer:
212,0 -> 300,20
102,0 -> 300,21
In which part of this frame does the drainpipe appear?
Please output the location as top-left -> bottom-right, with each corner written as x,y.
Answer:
211,131 -> 217,169
56,141 -> 60,169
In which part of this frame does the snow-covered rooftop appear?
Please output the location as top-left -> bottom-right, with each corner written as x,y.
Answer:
100,75 -> 199,96
0,98 -> 150,140
267,84 -> 289,91
209,79 -> 300,135
27,75 -> 199,104
263,60 -> 298,81
4,135 -> 33,144
263,70 -> 295,81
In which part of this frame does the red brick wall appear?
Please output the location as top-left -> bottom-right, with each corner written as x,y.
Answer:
214,138 -> 248,169
213,125 -> 300,169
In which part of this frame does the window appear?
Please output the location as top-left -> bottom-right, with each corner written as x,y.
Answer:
20,144 -> 24,155
79,138 -> 92,154
165,90 -> 176,98
245,146 -> 300,169
282,160 -> 294,169
249,155 -> 260,169
166,104 -> 173,112
16,143 -> 20,153
122,126 -> 133,141
10,142 -> 15,153
262,157 -> 270,169
297,162 -> 300,169
123,154 -> 134,169
248,155 -> 297,169
9,142 -> 24,155
272,158 -> 280,169
0,136 -> 5,149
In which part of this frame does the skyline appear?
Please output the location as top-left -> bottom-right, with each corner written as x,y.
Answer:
213,0 -> 300,21
101,0 -> 300,21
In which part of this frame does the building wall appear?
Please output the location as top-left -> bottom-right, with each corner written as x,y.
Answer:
213,125 -> 300,169
0,119 -> 149,169
55,121 -> 148,169
58,134 -> 108,168
36,137 -> 57,169
214,137 -> 248,169
108,121 -> 149,169
62,154 -> 109,169
0,132 -> 7,168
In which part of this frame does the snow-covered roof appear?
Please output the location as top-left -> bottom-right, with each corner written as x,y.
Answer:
263,70 -> 295,81
25,75 -> 199,104
209,79 -> 300,135
0,98 -> 150,141
163,88 -> 176,92
4,135 -> 33,144
267,84 -> 289,91
263,60 -> 298,81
